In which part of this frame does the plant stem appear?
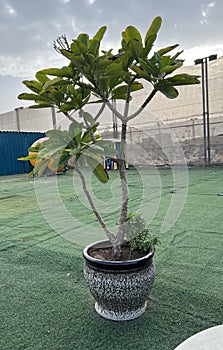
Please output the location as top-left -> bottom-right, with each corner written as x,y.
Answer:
112,80 -> 134,259
127,88 -> 158,121
94,102 -> 106,122
117,80 -> 133,226
74,165 -> 115,244
64,112 -> 75,122
118,123 -> 129,224
106,99 -> 124,121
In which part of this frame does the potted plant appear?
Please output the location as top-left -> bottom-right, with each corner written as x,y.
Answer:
18,16 -> 199,321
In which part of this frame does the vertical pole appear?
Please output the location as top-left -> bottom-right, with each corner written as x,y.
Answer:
205,57 -> 211,165
112,99 -> 118,139
191,118 -> 195,143
129,127 -> 133,142
51,106 -> 57,129
201,61 -> 207,166
195,54 -> 217,166
15,108 -> 21,131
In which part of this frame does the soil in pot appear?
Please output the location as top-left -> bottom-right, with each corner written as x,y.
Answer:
88,242 -> 148,261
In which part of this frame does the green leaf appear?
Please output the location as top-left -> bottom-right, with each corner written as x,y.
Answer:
38,129 -> 72,157
124,26 -> 142,43
170,51 -> 184,63
112,82 -> 143,99
29,103 -> 53,109
92,26 -> 107,42
49,88 -> 65,105
33,159 -> 50,176
38,67 -> 73,78
130,65 -> 150,80
70,42 -> 81,55
77,33 -> 89,47
144,33 -> 157,57
84,53 -> 95,66
59,86 -> 91,112
35,71 -> 49,83
86,156 -> 109,183
122,26 -> 143,60
118,51 -> 134,70
138,58 -> 159,77
159,56 -> 172,68
104,63 -> 130,78
89,141 -> 117,157
111,85 -> 127,99
42,78 -> 69,92
59,102 -> 79,113
18,93 -> 41,101
128,40 -> 144,60
121,38 -> 128,51
61,48 -> 81,61
46,129 -> 71,143
88,39 -> 100,56
81,123 -> 99,143
145,16 -> 162,43
18,155 -> 36,161
107,77 -> 123,92
157,44 -> 179,57
167,74 -> 200,86
22,80 -> 42,94
18,93 -> 52,104
157,83 -> 179,99
79,110 -> 95,124
95,140 -> 115,148
160,61 -> 183,74
68,121 -> 83,144
57,152 -> 72,167
72,40 -> 88,55
28,145 -> 41,152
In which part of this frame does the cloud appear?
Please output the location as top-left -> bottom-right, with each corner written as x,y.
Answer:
1,1 -> 17,17
182,43 -> 223,65
200,1 -> 215,24
6,3 -> 16,16
0,0 -> 223,113
0,52 -> 67,78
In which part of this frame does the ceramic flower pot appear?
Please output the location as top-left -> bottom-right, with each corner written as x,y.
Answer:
83,240 -> 155,321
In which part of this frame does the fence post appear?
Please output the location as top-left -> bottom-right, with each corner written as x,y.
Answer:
51,106 -> 57,129
15,107 -> 21,131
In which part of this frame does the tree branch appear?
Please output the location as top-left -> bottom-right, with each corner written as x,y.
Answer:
94,102 -> 106,122
123,80 -> 133,121
105,99 -> 124,121
117,79 -> 135,234
116,122 -> 129,253
74,165 -> 115,243
127,88 -> 158,121
63,112 -> 75,122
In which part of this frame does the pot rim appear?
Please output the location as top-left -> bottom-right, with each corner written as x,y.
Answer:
83,239 -> 154,272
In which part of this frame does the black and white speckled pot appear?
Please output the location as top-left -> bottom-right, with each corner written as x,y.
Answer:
83,240 -> 155,321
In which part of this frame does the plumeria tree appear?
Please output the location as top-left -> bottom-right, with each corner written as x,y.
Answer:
18,16 -> 199,260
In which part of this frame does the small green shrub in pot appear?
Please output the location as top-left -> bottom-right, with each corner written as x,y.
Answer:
124,214 -> 161,257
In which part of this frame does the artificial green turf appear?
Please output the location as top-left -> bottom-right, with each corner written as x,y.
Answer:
0,167 -> 222,350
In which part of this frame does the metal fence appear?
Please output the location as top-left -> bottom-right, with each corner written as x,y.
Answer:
100,115 -> 223,166
1,109 -> 223,167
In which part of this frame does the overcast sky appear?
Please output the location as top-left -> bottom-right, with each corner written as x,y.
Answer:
0,0 -> 223,114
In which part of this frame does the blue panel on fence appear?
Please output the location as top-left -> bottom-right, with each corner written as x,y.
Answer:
0,131 -> 45,176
